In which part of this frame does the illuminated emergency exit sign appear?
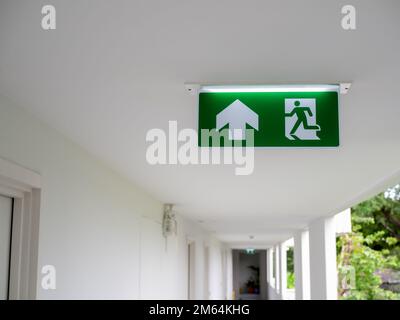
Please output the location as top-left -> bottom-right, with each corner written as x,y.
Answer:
198,85 -> 340,147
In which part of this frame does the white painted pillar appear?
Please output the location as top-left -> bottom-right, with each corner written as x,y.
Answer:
294,230 -> 310,300
279,243 -> 287,299
226,249 -> 233,300
274,245 -> 280,293
266,248 -> 273,285
194,240 -> 205,300
309,217 -> 337,300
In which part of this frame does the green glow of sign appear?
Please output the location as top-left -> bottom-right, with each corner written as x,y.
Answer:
198,88 -> 339,147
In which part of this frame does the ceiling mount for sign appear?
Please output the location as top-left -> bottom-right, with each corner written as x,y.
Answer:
184,83 -> 201,95
339,83 -> 352,94
185,83 -> 352,95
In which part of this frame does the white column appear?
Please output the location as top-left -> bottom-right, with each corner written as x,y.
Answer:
309,217 -> 337,300
278,243 -> 287,299
193,240 -> 204,300
266,248 -> 273,285
226,249 -> 233,300
294,230 -> 310,300
274,245 -> 280,293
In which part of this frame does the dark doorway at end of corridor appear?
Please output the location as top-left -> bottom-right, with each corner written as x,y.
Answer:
232,249 -> 267,300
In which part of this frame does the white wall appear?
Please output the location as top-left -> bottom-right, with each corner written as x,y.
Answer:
207,238 -> 226,300
139,214 -> 218,299
0,95 -> 224,299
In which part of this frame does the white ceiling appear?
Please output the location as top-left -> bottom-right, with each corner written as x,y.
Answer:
1,0 -> 400,246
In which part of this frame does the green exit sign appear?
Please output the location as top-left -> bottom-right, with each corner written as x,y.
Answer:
198,85 -> 340,147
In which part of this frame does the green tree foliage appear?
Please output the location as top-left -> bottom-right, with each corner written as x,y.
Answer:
286,247 -> 295,289
338,234 -> 399,299
353,184 -> 400,248
337,185 -> 400,300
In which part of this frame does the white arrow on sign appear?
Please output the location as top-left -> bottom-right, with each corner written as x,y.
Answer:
216,99 -> 259,140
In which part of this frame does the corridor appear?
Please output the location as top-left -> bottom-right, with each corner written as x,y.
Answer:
0,0 -> 399,301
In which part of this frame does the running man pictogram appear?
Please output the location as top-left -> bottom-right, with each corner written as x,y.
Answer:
285,100 -> 320,140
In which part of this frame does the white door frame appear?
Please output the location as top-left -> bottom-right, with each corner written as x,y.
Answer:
0,157 -> 41,300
